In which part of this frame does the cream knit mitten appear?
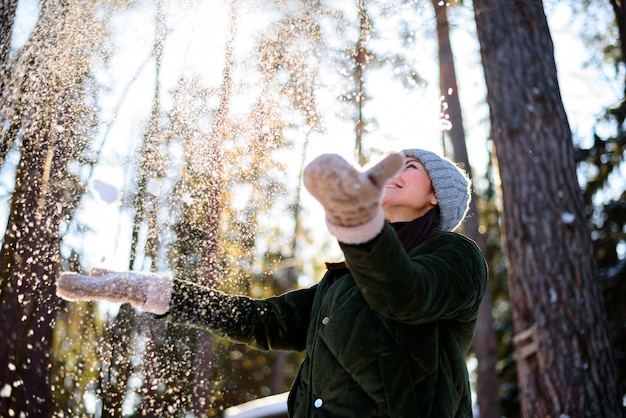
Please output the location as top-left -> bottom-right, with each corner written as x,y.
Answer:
56,268 -> 173,315
303,152 -> 403,244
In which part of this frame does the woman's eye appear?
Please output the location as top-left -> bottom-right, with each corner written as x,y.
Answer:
406,163 -> 418,170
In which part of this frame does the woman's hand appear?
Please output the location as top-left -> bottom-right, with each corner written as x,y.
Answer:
56,268 -> 173,315
303,152 -> 403,243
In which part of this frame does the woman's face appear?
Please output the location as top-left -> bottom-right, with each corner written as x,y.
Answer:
381,157 -> 438,223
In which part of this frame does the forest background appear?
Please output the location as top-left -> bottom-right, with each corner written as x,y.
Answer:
0,0 -> 624,417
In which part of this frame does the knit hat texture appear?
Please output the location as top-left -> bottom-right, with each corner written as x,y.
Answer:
402,149 -> 471,231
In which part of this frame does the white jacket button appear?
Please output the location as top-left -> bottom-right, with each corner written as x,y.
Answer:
314,398 -> 323,408
321,316 -> 329,325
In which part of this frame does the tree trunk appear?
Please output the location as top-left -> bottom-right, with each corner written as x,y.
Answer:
472,1 -> 622,416
354,0 -> 371,166
610,0 -> 626,98
0,1 -> 98,415
431,3 -> 501,417
98,304 -> 136,417
0,0 -> 20,167
0,133 -> 59,417
0,0 -> 18,85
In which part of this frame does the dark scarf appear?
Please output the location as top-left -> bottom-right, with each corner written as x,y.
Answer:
394,206 -> 441,253
325,207 -> 441,272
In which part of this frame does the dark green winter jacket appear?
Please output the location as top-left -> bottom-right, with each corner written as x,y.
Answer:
167,223 -> 488,417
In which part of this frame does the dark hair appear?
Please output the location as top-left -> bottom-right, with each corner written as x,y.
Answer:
395,206 -> 441,253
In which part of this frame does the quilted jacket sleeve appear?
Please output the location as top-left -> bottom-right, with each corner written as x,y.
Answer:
165,279 -> 317,351
340,224 -> 487,324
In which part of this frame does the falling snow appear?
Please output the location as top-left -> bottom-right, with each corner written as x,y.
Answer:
560,212 -> 575,224
92,179 -> 120,204
0,0 -> 622,416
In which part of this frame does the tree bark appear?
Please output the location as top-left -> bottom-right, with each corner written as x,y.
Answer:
610,0 -> 626,98
0,0 -> 18,84
430,2 -> 501,417
0,132 -> 59,417
472,1 -> 622,416
0,0 -> 20,166
0,1 -> 99,415
354,0 -> 371,166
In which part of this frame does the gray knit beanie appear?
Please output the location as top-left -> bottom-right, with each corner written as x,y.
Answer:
402,149 -> 471,231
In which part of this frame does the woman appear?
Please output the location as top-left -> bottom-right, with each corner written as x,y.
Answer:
57,149 -> 488,417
